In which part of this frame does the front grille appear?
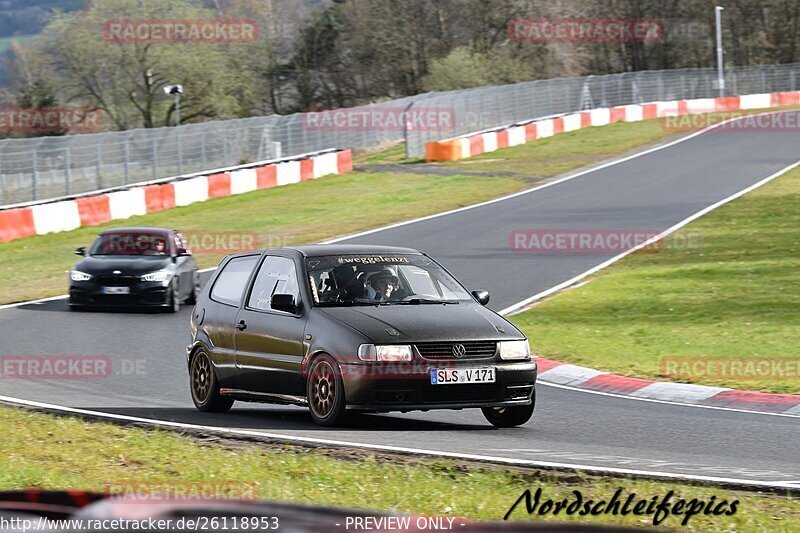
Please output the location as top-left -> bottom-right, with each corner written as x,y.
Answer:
420,383 -> 498,403
95,275 -> 139,286
415,341 -> 497,360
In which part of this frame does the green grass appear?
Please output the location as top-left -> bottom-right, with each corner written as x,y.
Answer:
0,171 -> 530,304
0,111 -> 705,305
1,406 -> 797,531
513,167 -> 800,393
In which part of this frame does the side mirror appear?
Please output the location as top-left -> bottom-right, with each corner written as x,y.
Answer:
471,289 -> 490,306
74,246 -> 86,256
176,248 -> 190,256
271,293 -> 299,314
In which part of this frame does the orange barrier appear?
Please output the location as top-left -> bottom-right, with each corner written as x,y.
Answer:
425,140 -> 461,162
300,159 -> 315,181
337,149 -> 354,173
76,195 -> 112,226
256,165 -> 277,189
0,207 -> 36,242
207,173 -> 232,198
144,183 -> 175,213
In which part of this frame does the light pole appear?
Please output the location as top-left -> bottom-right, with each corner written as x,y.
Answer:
164,84 -> 183,127
715,6 -> 725,97
164,84 -> 184,173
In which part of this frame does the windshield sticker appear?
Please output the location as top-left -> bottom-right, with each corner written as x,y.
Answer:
335,256 -> 411,265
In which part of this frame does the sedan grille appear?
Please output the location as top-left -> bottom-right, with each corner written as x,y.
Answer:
415,341 -> 497,360
95,275 -> 139,286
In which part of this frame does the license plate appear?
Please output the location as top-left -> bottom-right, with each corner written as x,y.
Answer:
102,286 -> 130,295
430,367 -> 495,385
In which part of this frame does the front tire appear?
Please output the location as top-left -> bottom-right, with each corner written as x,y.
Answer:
307,355 -> 347,427
482,391 -> 535,427
165,281 -> 180,313
190,348 -> 233,413
186,272 -> 201,305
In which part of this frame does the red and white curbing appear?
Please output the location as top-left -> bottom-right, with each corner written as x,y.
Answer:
425,91 -> 800,161
536,357 -> 800,415
0,148 -> 353,243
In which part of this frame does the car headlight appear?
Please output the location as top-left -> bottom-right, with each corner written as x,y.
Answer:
358,344 -> 413,362
499,340 -> 530,360
140,270 -> 173,282
70,270 -> 92,282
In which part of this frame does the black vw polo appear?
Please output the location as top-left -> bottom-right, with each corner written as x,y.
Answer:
187,245 -> 537,427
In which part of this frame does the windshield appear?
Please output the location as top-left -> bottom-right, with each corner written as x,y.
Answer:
305,254 -> 473,306
89,232 -> 171,256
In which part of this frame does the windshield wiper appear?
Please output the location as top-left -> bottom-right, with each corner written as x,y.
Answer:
380,299 -> 460,305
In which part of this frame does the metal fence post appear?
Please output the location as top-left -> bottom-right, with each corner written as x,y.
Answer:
177,128 -> 183,175
152,138 -> 158,180
124,140 -> 130,185
32,145 -> 39,201
95,144 -> 102,189
65,145 -> 72,196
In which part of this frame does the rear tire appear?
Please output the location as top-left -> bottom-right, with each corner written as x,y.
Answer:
190,348 -> 233,413
307,354 -> 347,427
482,391 -> 535,428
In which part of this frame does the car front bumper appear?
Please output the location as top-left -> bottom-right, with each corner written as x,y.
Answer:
339,359 -> 537,412
69,280 -> 172,308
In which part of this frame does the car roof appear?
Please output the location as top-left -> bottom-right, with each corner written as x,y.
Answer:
283,244 -> 421,256
99,227 -> 174,235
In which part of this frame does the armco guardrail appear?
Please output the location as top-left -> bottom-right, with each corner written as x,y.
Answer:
424,92 -> 800,161
3,63 -> 800,205
0,148 -> 352,243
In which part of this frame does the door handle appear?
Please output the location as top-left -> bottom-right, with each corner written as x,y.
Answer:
235,320 -> 247,331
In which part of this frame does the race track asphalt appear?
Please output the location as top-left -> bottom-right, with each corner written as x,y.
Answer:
1,112 -> 798,486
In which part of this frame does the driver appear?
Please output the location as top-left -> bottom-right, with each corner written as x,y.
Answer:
366,269 -> 402,302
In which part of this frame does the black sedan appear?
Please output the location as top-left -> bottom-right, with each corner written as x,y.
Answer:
68,227 -> 200,312
187,245 -> 537,427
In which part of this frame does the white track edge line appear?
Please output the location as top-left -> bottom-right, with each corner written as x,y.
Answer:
0,394 -> 794,490
536,381 -> 800,418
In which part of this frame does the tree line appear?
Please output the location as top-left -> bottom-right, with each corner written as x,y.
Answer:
5,0 -> 800,133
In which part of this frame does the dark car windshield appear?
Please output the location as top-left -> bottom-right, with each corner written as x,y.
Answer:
305,254 -> 472,306
89,232 -> 171,256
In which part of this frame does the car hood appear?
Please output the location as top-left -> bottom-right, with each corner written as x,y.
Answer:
317,303 -> 524,344
74,256 -> 173,276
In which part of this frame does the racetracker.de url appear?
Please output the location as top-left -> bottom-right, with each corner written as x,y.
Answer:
0,515 -> 279,532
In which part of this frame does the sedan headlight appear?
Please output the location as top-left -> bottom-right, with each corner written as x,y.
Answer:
70,270 -> 92,282
140,270 -> 173,282
499,340 -> 530,360
358,344 -> 413,362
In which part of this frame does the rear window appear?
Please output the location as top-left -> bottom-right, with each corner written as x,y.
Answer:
210,255 -> 259,307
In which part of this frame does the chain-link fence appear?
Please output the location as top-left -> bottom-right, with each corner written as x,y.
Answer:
2,63 -> 800,206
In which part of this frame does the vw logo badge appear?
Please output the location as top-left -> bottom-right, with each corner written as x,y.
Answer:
452,344 -> 466,358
